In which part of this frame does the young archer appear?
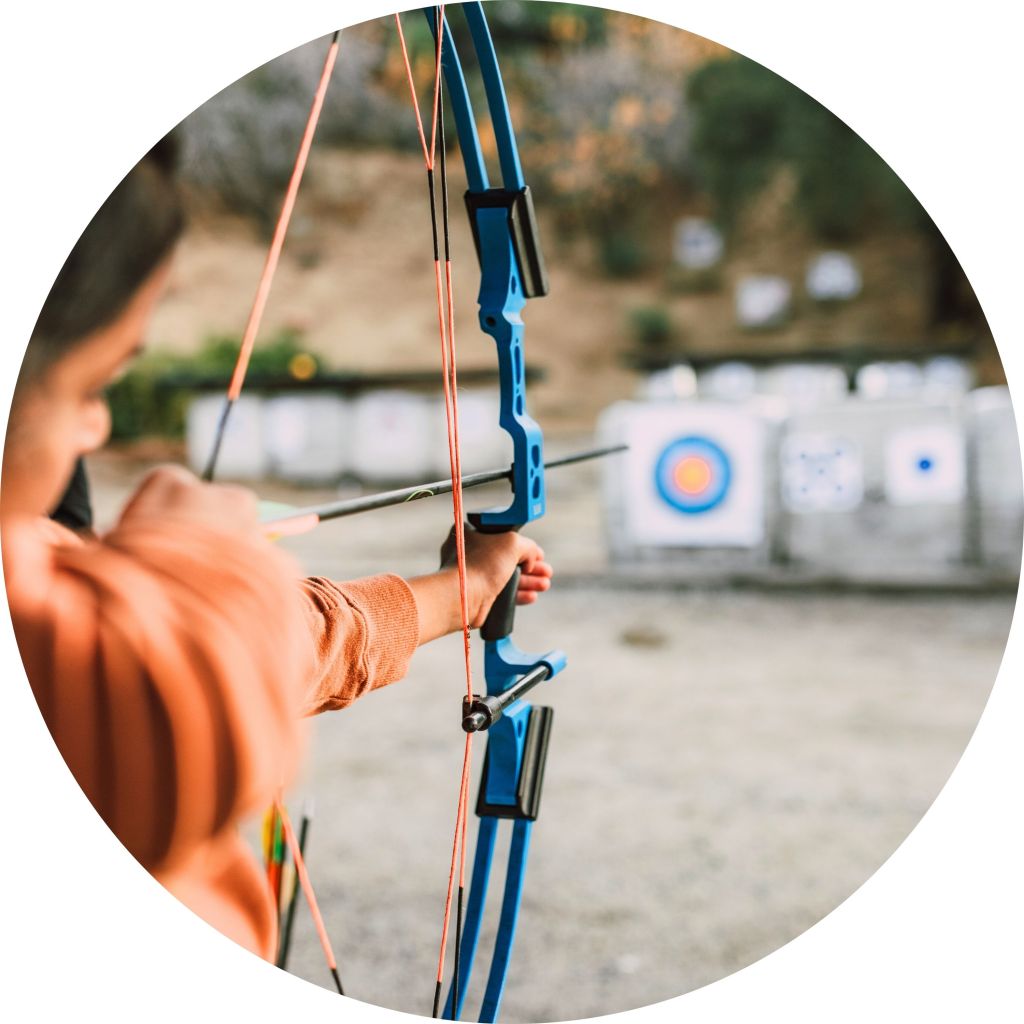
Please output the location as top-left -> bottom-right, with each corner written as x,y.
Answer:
1,135 -> 553,959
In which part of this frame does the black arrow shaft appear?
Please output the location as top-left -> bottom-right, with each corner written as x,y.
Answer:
262,444 -> 627,527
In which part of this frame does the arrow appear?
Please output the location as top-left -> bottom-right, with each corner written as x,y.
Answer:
260,443 -> 627,535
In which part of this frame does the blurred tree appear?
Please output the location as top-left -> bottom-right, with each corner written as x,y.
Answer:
687,55 -> 921,239
517,15 -> 693,277
180,8 -> 607,233
181,26 -> 413,230
484,1 -> 608,48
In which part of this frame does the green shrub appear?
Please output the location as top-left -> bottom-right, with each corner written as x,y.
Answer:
627,305 -> 675,354
598,227 -> 652,278
106,330 -> 321,441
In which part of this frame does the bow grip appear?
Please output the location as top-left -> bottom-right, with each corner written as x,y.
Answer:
468,514 -> 522,641
481,566 -> 520,641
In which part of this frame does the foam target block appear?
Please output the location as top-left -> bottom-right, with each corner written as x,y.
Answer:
434,389 -> 512,476
348,390 -> 439,483
966,387 -> 1023,577
781,432 -> 864,513
186,394 -> 268,480
805,251 -> 861,302
779,399 -> 968,583
758,363 -> 849,411
264,394 -> 352,484
697,361 -> 758,402
599,400 -> 772,552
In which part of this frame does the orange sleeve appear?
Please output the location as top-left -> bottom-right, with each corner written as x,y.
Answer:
297,573 -> 420,714
7,518 -> 312,876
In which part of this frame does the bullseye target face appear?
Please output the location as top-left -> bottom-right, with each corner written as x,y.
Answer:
599,401 -> 767,548
654,436 -> 732,514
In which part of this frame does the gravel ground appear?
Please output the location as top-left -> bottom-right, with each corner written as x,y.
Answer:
85,450 -> 1015,1022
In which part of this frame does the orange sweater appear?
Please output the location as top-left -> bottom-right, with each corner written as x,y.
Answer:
3,515 -> 419,959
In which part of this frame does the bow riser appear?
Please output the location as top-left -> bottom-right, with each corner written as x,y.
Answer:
473,209 -> 545,526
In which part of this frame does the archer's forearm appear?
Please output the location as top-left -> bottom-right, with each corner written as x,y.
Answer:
407,567 -> 463,645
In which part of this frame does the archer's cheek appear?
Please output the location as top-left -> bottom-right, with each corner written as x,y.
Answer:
74,398 -> 111,456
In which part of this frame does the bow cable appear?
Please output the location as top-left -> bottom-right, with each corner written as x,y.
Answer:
394,9 -> 477,1017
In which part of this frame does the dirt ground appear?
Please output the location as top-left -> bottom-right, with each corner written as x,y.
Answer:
84,449 -> 1015,1022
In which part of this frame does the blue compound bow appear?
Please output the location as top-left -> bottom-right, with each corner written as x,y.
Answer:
424,5 -> 567,1021
203,6 -> 575,1015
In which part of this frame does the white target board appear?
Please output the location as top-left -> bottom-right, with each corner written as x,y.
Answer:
884,423 -> 966,505
348,390 -> 439,483
673,217 -> 724,270
805,251 -> 862,302
697,361 -> 758,401
601,401 -> 767,548
759,363 -> 849,412
781,432 -> 863,512
264,394 -> 351,483
966,386 -> 1024,576
185,394 -> 268,480
735,274 -> 791,329
435,390 -> 511,476
856,361 -> 924,400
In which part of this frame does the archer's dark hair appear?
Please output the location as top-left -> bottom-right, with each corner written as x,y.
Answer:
22,132 -> 185,381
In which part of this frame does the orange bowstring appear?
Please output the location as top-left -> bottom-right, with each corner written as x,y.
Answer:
226,31 -> 341,401
395,7 -> 476,998
213,30 -> 343,991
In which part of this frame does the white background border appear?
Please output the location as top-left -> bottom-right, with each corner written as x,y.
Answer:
1,2 -> 1021,1021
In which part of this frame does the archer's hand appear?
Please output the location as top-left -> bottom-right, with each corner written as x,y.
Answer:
440,525 -> 554,628
117,465 -> 264,542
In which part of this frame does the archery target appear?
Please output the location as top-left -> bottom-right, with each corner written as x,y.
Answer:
600,401 -> 767,548
884,423 -> 966,505
654,436 -> 732,514
781,432 -> 863,513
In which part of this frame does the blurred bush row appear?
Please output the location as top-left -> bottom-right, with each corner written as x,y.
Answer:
107,331 -> 315,440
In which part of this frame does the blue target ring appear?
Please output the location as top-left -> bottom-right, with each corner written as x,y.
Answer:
654,436 -> 732,514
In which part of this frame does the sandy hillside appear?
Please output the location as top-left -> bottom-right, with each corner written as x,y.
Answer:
147,148 -> 989,440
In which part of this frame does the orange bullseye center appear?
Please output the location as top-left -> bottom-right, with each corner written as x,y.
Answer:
674,456 -> 712,495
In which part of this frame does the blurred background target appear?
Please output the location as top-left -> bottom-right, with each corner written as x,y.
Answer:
654,436 -> 732,514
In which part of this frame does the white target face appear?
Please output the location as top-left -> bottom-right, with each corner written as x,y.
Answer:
781,433 -> 864,513
884,423 -> 966,505
601,402 -> 767,548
